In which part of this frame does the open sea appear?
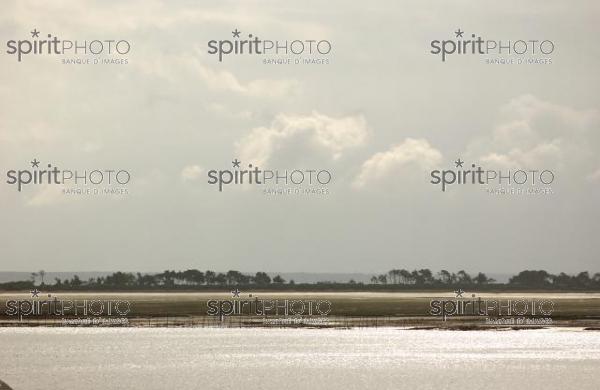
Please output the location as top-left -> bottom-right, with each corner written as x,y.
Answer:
0,327 -> 599,389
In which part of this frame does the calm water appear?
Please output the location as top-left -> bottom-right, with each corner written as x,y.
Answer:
1,327 -> 599,389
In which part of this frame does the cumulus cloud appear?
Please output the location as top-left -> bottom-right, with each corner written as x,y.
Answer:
353,96 -> 600,191
2,0 -> 331,37
206,103 -> 254,119
82,142 -> 103,153
27,185 -> 66,207
353,138 -> 442,187
235,112 -> 369,166
0,121 -> 61,148
135,54 -> 299,99
479,141 -> 563,170
467,95 -> 599,175
587,168 -> 600,183
193,61 -> 299,98
180,165 -> 203,181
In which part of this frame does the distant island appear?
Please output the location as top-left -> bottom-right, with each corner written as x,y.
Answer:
1,269 -> 599,291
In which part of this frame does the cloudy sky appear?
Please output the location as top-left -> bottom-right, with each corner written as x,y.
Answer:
1,0 -> 599,274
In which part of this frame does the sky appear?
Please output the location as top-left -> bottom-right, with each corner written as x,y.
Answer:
0,0 -> 599,274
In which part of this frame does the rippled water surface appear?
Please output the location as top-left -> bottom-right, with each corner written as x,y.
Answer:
1,327 -> 599,389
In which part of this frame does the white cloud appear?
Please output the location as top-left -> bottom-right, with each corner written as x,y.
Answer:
587,168 -> 600,183
2,0 -> 332,36
134,54 -> 299,99
479,141 -> 563,170
27,185 -> 66,207
467,95 -> 599,175
180,165 -> 203,181
236,112 -> 369,166
0,121 -> 61,148
82,142 -> 103,153
354,138 -> 442,187
206,103 -> 254,119
192,60 -> 299,98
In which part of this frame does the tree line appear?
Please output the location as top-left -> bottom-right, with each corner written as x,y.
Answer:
370,269 -> 495,285
48,270 -> 287,288
372,269 -> 600,288
1,268 -> 599,290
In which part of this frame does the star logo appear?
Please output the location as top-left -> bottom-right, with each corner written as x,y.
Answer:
232,159 -> 241,168
454,158 -> 464,168
455,29 -> 464,38
231,288 -> 241,298
454,289 -> 464,298
232,29 -> 241,38
31,159 -> 40,168
31,29 -> 40,38
30,289 -> 40,298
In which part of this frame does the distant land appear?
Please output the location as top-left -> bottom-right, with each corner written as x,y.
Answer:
0,271 -> 512,284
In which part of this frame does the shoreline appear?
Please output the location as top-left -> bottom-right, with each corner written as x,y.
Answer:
2,315 -> 599,330
2,291 -> 599,329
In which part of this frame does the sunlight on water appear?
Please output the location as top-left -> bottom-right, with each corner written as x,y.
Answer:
1,327 -> 599,389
